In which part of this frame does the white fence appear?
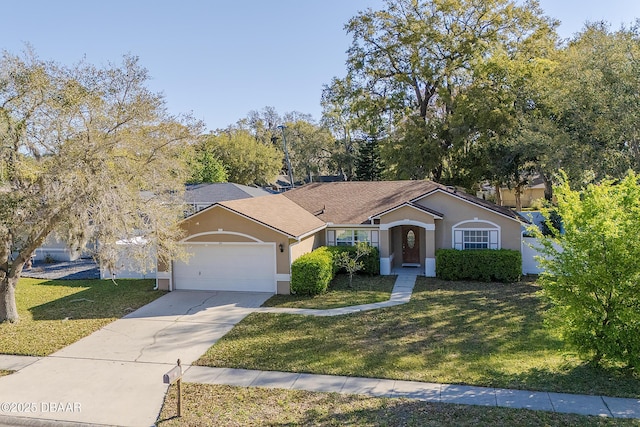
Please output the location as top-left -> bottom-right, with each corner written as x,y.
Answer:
522,236 -> 561,275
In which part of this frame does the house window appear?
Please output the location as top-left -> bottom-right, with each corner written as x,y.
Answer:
336,230 -> 355,246
327,229 -> 379,248
462,230 -> 489,249
452,221 -> 500,250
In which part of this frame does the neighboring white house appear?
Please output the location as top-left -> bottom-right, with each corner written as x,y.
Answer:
33,233 -> 83,262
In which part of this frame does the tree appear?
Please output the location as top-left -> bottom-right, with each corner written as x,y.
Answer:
340,0 -> 556,182
535,171 -> 640,369
276,119 -> 334,183
445,16 -> 561,201
354,128 -> 384,181
553,23 -> 640,181
321,77 -> 359,180
333,243 -> 372,289
186,147 -> 228,184
203,129 -> 281,185
0,50 -> 200,323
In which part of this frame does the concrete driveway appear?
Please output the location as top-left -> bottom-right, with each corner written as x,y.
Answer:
0,290 -> 272,427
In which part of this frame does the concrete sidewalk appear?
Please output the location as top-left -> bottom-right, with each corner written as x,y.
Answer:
183,365 -> 640,419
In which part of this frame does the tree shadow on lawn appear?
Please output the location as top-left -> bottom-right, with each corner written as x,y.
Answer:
28,279 -> 161,321
480,362 -> 640,399
201,278 -> 640,398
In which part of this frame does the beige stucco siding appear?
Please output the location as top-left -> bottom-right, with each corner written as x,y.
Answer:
179,206 -> 292,275
290,232 -> 321,263
378,206 -> 436,262
378,205 -> 436,225
157,278 -> 170,291
186,234 -> 255,243
277,281 -> 290,294
416,191 -> 522,251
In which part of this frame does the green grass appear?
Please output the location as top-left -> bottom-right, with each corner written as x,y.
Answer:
0,278 -> 166,356
0,370 -> 12,377
157,384 -> 640,426
262,274 -> 396,309
196,277 -> 640,398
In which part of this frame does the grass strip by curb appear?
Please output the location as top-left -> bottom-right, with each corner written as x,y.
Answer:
157,383 -> 639,427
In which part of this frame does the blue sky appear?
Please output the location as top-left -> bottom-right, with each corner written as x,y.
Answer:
2,1 -> 639,132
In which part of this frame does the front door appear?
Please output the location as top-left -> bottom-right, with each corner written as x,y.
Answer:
402,226 -> 420,265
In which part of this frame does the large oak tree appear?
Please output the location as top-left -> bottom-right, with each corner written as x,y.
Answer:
336,0 -> 556,182
0,50 -> 200,323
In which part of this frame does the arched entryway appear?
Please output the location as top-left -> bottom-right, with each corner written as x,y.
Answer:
378,220 -> 436,277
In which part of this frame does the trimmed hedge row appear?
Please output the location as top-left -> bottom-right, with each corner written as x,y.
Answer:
290,245 -> 381,295
436,249 -> 521,282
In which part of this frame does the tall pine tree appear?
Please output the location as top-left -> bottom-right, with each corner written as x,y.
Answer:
354,130 -> 384,181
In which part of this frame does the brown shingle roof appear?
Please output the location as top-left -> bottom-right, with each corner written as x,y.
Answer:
281,181 -> 438,224
283,181 -> 523,224
219,194 -> 326,238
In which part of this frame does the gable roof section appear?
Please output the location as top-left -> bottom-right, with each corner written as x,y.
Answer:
416,188 -> 527,223
371,202 -> 444,220
283,181 -> 442,224
283,180 -> 525,224
185,183 -> 269,204
196,194 -> 326,239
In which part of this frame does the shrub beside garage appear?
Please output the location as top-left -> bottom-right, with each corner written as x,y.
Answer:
436,249 -> 521,282
290,247 -> 334,295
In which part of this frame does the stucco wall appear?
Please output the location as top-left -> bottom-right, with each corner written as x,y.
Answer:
177,206 -> 292,275
378,205 -> 436,225
290,232 -> 321,262
416,191 -> 522,251
157,278 -> 170,291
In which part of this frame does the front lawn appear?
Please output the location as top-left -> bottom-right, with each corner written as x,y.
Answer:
0,278 -> 166,356
156,384 -> 639,426
196,277 -> 640,398
262,274 -> 396,309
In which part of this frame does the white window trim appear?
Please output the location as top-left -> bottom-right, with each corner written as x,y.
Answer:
452,219 -> 500,250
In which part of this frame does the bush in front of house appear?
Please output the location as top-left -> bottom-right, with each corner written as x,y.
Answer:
290,247 -> 334,295
325,245 -> 380,275
436,249 -> 521,282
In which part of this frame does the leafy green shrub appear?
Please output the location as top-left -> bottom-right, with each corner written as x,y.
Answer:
290,247 -> 334,295
536,171 -> 640,369
325,245 -> 380,275
436,249 -> 521,282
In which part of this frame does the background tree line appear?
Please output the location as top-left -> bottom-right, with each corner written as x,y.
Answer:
190,0 -> 640,209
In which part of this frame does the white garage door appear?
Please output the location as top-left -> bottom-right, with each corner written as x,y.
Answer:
173,243 -> 276,292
